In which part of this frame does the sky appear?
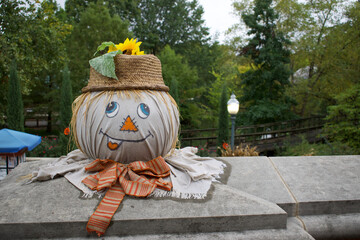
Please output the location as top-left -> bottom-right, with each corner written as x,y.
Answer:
55,0 -> 238,44
197,0 -> 238,43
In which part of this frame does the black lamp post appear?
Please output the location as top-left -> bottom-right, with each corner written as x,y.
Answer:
227,93 -> 239,151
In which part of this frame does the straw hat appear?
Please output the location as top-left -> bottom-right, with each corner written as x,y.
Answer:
82,54 -> 169,93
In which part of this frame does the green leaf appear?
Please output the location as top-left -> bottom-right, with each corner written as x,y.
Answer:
93,41 -> 116,56
89,50 -> 121,80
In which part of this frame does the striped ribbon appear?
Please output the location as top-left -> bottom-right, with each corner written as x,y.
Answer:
82,156 -> 172,236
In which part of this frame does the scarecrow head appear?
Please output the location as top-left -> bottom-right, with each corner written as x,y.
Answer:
71,53 -> 179,164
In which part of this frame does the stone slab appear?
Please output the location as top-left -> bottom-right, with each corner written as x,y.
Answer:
48,218 -> 315,240
219,157 -> 296,215
270,155 -> 360,215
301,213 -> 360,240
0,159 -> 287,239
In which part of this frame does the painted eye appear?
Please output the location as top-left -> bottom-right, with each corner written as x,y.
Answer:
105,101 -> 119,118
137,103 -> 150,119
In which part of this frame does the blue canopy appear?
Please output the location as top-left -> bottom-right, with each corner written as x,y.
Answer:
0,128 -> 41,153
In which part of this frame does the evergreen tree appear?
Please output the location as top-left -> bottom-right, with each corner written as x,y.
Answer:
240,0 -> 294,125
217,84 -> 229,146
59,65 -> 73,154
324,83 -> 360,153
7,60 -> 24,131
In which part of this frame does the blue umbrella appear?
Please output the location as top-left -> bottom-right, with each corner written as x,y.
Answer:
0,128 -> 41,174
0,128 -> 41,153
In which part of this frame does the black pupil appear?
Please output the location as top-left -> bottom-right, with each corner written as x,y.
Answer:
106,102 -> 115,112
143,104 -> 149,113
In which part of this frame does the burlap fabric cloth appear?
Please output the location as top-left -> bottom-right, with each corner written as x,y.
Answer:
31,147 -> 225,199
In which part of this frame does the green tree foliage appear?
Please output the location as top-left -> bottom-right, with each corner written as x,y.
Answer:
324,84 -> 360,153
0,0 -> 72,132
59,65 -> 73,154
287,0 -> 357,116
239,0 -> 294,125
217,84 -> 229,146
7,60 -> 24,131
65,0 -> 140,24
158,45 -> 209,129
207,45 -> 243,121
179,42 -> 224,121
59,65 -> 73,128
230,0 -> 358,118
27,1 -> 72,133
280,136 -> 355,156
134,0 -> 209,54
66,2 -> 132,94
169,77 -> 179,105
0,0 -> 34,94
0,0 -> 28,125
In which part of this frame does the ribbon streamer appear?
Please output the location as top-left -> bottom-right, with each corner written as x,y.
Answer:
82,156 -> 172,236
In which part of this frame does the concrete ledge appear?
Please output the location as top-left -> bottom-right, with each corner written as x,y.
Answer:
0,160 -> 286,239
51,218 -> 315,240
295,213 -> 360,240
220,156 -> 297,215
221,155 -> 360,218
1,155 -> 360,239
270,155 -> 360,216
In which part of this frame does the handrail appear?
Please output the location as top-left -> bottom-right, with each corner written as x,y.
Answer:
180,116 -> 325,136
180,116 -> 325,150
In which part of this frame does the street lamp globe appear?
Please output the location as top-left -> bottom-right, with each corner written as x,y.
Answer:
227,93 -> 239,115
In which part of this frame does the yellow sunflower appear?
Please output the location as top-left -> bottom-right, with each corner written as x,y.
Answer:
107,44 -> 118,53
118,38 -> 144,55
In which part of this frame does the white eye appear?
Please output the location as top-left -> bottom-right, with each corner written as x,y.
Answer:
105,101 -> 119,118
137,103 -> 150,119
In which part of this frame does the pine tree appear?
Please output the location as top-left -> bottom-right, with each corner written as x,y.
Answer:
217,84 -> 229,146
7,60 -> 24,131
240,0 -> 294,125
59,65 -> 73,154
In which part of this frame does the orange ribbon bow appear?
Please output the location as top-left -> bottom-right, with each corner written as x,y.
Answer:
82,156 -> 172,236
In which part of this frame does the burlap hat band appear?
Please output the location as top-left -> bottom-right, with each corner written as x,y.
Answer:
82,84 -> 169,93
82,54 -> 168,93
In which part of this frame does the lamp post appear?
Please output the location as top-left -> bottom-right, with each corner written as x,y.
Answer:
227,93 -> 239,151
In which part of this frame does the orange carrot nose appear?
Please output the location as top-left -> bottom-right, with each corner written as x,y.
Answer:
120,116 -> 138,132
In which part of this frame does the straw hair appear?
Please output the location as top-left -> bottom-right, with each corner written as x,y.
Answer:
82,54 -> 169,93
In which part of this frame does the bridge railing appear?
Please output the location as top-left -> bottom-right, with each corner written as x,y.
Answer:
180,116 -> 325,150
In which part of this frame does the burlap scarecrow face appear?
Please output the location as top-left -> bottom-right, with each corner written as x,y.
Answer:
73,91 -> 179,164
71,54 -> 180,164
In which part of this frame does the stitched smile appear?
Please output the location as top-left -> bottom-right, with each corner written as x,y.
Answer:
99,128 -> 154,151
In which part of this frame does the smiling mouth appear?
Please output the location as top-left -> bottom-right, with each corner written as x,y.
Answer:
99,128 -> 154,151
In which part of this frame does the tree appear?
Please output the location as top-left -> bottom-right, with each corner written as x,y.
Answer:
288,0 -> 355,116
26,1 -> 72,133
207,45 -> 244,121
239,0 -> 294,125
169,77 -> 179,105
7,60 -> 24,131
134,0 -> 209,54
230,0 -> 358,118
0,0 -> 37,125
59,65 -> 73,154
65,0 -> 140,24
0,0 -> 72,132
158,45 -> 206,129
324,84 -> 360,153
217,84 -> 229,146
66,2 -> 132,94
